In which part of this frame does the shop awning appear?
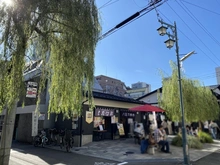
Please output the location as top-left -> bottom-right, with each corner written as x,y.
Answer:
129,104 -> 165,112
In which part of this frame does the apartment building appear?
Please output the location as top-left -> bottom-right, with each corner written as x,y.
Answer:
95,75 -> 127,96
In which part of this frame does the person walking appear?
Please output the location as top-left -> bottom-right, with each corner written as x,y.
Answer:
210,121 -> 220,139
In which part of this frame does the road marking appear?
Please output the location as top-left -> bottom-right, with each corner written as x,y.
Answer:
117,162 -> 128,165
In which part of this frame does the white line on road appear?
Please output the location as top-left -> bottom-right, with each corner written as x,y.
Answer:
117,162 -> 128,165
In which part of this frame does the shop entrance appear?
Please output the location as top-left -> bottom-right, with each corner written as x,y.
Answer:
104,117 -> 112,139
120,111 -> 136,138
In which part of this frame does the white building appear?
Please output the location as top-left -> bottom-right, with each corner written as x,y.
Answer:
137,87 -> 162,105
216,67 -> 220,84
125,82 -> 151,99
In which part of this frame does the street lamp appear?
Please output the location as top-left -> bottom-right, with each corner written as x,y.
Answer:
157,19 -> 191,165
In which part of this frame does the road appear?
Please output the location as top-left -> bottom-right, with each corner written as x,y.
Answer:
10,142 -> 117,165
9,142 -> 220,165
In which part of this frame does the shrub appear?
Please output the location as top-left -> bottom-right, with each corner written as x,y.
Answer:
171,134 -> 183,147
187,135 -> 203,149
171,134 -> 203,149
197,131 -> 213,143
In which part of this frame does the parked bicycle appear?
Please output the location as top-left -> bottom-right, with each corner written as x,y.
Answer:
48,128 -> 59,145
33,130 -> 48,147
59,129 -> 74,152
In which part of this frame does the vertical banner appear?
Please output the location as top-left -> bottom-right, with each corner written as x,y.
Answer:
86,111 -> 93,124
32,112 -> 38,136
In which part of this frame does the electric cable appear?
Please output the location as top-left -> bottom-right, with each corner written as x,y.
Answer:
98,0 -> 120,10
158,10 -> 220,66
177,0 -> 220,48
99,0 -> 167,40
180,0 -> 220,16
166,2 -> 220,65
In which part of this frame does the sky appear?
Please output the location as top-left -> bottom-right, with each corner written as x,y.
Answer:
95,0 -> 220,91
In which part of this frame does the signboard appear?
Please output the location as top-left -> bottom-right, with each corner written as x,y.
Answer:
121,111 -> 135,118
95,107 -> 115,116
86,111 -> 93,124
111,115 -> 116,123
32,112 -> 38,136
26,81 -> 38,98
38,113 -> 45,120
117,123 -> 125,136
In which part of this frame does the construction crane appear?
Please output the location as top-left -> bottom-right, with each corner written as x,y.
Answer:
99,0 -> 167,40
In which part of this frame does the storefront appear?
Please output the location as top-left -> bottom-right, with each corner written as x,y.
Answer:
120,110 -> 136,138
93,107 -> 119,140
53,91 -> 144,146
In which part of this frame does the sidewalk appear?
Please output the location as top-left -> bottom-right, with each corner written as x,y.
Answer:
47,136 -> 220,163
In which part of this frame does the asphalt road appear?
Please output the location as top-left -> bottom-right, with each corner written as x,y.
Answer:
9,142 -> 220,165
10,142 -> 118,165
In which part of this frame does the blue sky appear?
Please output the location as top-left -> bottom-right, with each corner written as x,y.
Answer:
95,0 -> 220,91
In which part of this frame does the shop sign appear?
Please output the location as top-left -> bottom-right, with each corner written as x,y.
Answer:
86,111 -> 93,124
121,112 -> 135,117
26,81 -> 38,98
38,113 -> 45,120
32,111 -> 38,136
117,123 -> 125,136
95,108 -> 115,116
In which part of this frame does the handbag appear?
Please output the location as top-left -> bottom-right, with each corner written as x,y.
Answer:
148,134 -> 156,145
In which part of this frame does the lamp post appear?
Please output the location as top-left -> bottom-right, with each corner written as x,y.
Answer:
157,20 -> 191,165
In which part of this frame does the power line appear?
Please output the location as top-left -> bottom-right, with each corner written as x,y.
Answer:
177,1 -> 220,48
166,2 -> 220,65
180,0 -> 220,16
98,0 -> 119,10
132,0 -> 146,8
158,10 -> 220,66
99,0 -> 167,40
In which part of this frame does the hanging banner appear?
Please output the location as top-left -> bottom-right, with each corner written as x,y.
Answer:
86,111 -> 93,124
32,112 -> 38,136
26,81 -> 38,98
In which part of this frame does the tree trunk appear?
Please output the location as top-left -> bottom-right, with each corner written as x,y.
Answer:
0,103 -> 17,165
198,121 -> 202,131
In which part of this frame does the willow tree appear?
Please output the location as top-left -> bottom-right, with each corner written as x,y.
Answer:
159,61 -> 220,123
0,0 -> 100,164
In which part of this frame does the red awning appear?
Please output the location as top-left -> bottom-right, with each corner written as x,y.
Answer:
129,104 -> 165,112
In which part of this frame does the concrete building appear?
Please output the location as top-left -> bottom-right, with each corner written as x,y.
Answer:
132,82 -> 150,90
125,82 -> 151,99
216,67 -> 220,84
95,75 -> 127,96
